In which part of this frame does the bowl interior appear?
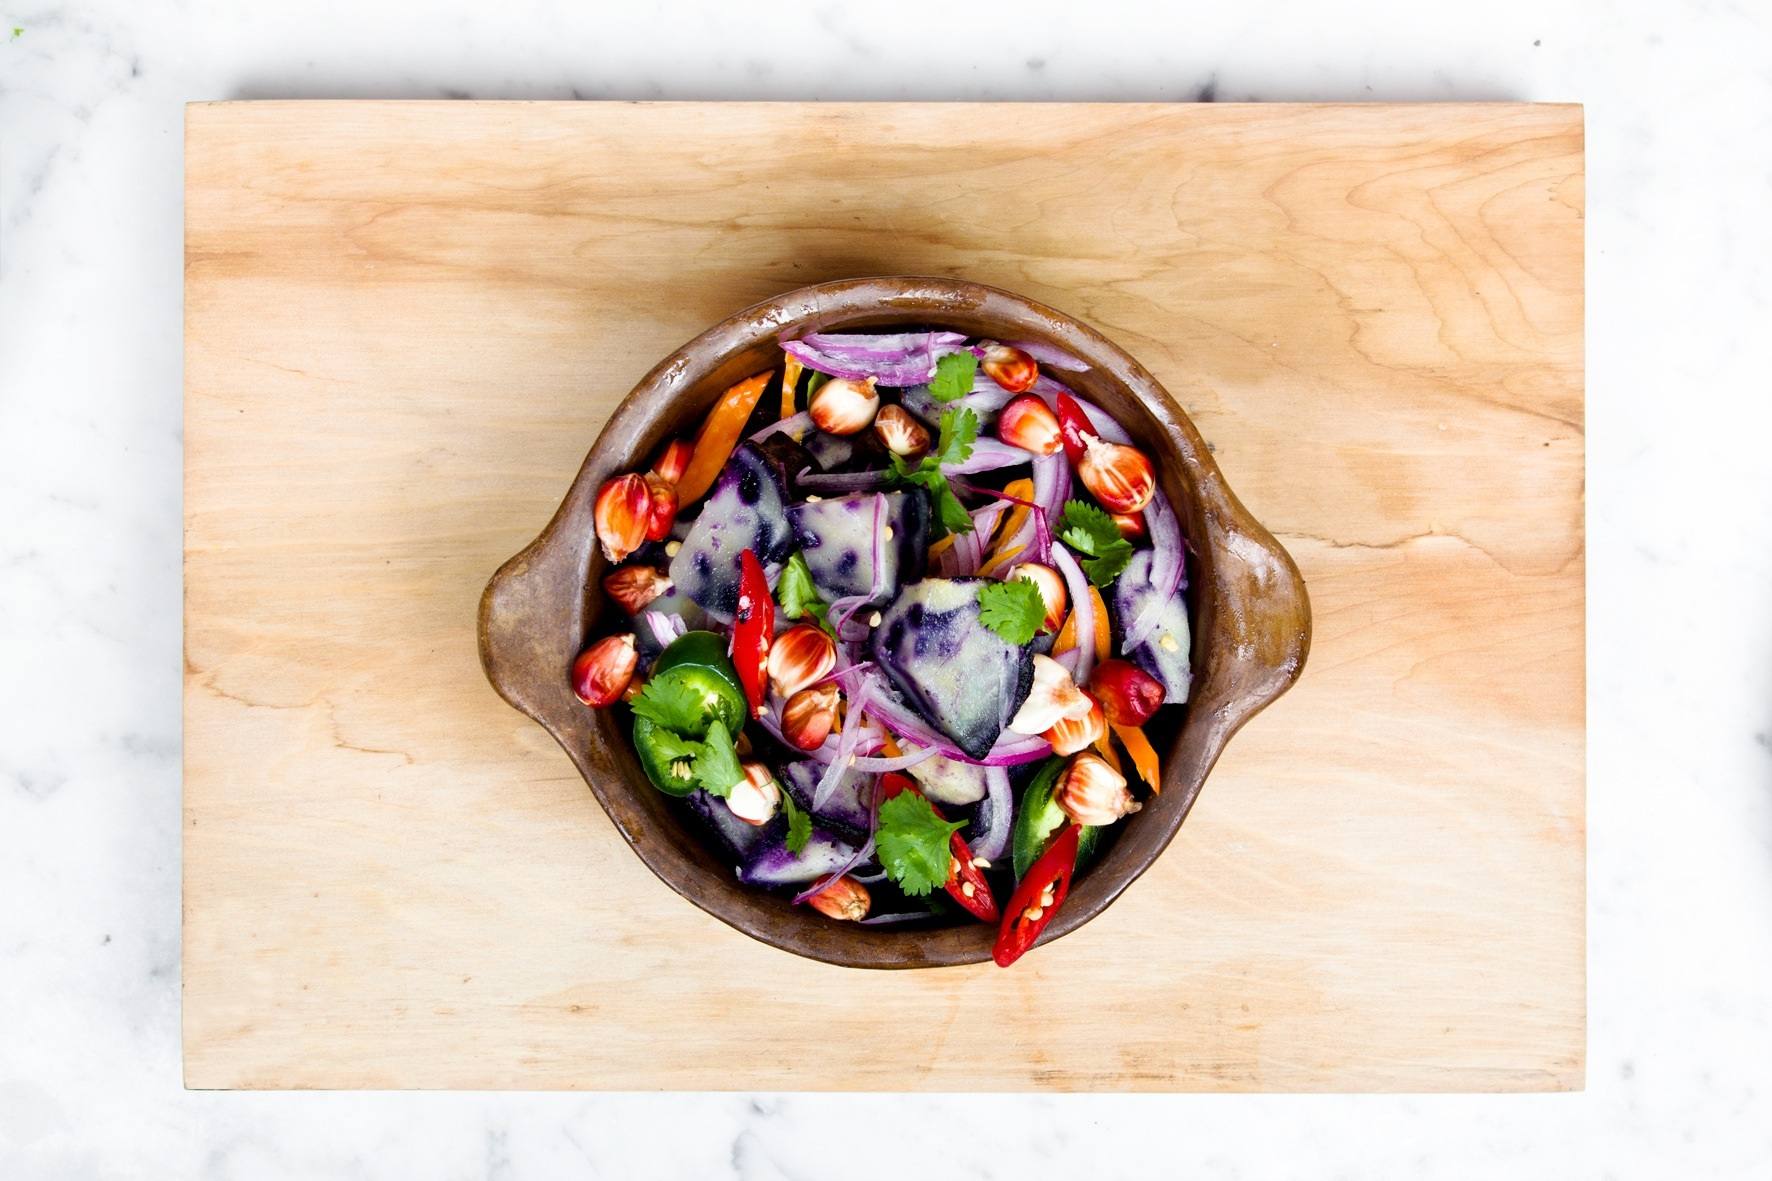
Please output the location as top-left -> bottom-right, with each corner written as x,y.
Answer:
479,277 -> 1308,969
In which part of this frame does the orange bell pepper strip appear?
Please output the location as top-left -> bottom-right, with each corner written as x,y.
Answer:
1093,727 -> 1122,773
1112,722 -> 1161,793
1049,586 -> 1109,658
780,355 -> 802,422
675,370 -> 772,506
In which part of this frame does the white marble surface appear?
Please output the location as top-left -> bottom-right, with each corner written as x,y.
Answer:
3,0 -> 1770,1176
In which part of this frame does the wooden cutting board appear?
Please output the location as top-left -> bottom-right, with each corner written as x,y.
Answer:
183,101 -> 1584,1091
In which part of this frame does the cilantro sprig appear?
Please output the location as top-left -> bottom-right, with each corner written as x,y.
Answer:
1058,499 -> 1134,587
777,552 -> 835,637
928,351 -> 978,403
691,719 -> 745,798
977,577 -> 1049,645
629,674 -> 711,733
876,791 -> 966,896
888,406 -> 979,535
781,788 -> 812,854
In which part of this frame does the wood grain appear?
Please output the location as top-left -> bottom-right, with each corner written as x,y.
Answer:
183,101 -> 1584,1091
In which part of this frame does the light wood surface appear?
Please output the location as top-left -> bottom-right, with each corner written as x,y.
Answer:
184,101 -> 1584,1091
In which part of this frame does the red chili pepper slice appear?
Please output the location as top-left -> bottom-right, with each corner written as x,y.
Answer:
880,774 -> 999,923
992,821 -> 1080,967
731,549 -> 773,717
1052,391 -> 1093,467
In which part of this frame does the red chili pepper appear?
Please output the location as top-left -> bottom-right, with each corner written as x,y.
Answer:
731,549 -> 773,717
1052,391 -> 1093,467
880,774 -> 999,923
992,822 -> 1080,967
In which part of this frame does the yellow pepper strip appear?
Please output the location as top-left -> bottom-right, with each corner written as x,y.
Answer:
1112,723 -> 1161,794
879,731 -> 902,758
676,370 -> 772,505
927,533 -> 959,563
976,544 -> 1026,579
780,355 -> 802,422
1052,607 -> 1077,655
1093,727 -> 1121,773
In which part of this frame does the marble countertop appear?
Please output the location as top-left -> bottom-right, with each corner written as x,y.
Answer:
4,0 -> 1770,1176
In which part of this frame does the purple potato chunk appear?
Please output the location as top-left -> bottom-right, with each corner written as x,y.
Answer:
1112,549 -> 1192,704
781,760 -> 873,839
685,789 -> 779,863
869,577 -> 1035,760
668,443 -> 795,622
787,489 -> 930,603
736,825 -> 859,887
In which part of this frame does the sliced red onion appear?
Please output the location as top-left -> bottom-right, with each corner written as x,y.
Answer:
952,500 -> 1009,576
1022,452 -> 1070,566
972,766 -> 1013,861
641,611 -> 686,649
812,678 -> 874,811
801,330 -> 967,358
792,772 -> 883,905
1050,544 -> 1097,683
783,333 -> 968,387
751,411 -> 812,443
1122,488 -> 1186,650
944,438 -> 1034,475
860,911 -> 933,926
796,467 -> 888,493
850,746 -> 938,773
847,669 -> 1055,767
1004,339 -> 1088,372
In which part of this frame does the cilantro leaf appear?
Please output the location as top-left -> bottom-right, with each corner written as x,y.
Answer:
977,577 -> 1048,645
628,674 -> 708,733
1058,499 -> 1135,587
933,406 -> 979,468
776,552 -> 834,636
883,407 -> 981,539
805,370 -> 830,399
691,718 -> 744,798
781,788 -> 811,854
927,480 -> 973,534
648,727 -> 705,790
876,791 -> 965,896
928,351 -> 978,403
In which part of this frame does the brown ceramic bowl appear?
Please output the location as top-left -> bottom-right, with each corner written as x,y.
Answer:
478,277 -> 1309,969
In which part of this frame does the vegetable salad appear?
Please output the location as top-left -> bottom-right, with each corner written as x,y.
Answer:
573,331 -> 1190,966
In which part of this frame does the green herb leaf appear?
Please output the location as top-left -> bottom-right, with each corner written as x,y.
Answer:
928,480 -> 972,534
805,370 -> 831,399
876,791 -> 966,897
691,719 -> 745,798
928,351 -> 978,403
648,727 -> 705,788
884,408 -> 981,539
776,552 -> 835,636
1058,499 -> 1135,587
977,577 -> 1048,645
932,406 -> 979,468
628,674 -> 709,733
781,789 -> 812,854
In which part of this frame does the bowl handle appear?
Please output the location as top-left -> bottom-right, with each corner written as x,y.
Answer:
477,491 -> 597,724
1174,506 -> 1311,786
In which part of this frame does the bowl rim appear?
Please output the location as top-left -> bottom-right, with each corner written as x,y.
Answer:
478,276 -> 1310,969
